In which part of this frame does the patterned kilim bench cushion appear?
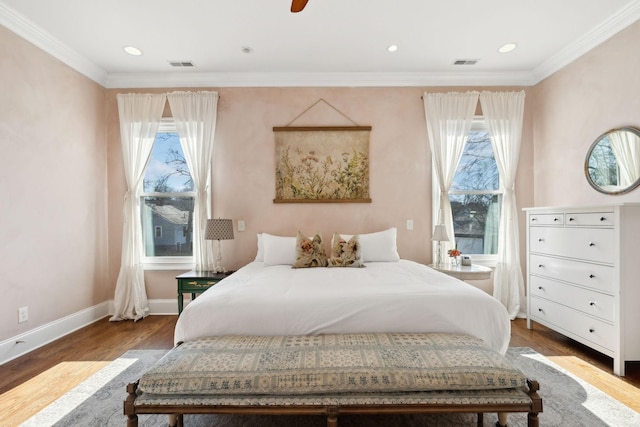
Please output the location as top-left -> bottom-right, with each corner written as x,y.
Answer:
138,333 -> 526,396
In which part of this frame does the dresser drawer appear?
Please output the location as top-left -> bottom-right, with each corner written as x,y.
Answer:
529,254 -> 614,293
530,296 -> 615,351
529,213 -> 563,225
529,276 -> 614,322
565,212 -> 614,227
529,227 -> 614,264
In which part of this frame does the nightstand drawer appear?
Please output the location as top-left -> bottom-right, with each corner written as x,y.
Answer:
181,279 -> 219,292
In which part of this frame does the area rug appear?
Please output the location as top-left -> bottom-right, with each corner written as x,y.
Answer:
21,347 -> 640,427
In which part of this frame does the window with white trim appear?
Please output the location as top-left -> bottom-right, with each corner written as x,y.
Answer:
448,119 -> 501,259
141,120 -> 195,267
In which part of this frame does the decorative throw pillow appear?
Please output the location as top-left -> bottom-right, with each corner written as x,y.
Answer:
292,231 -> 328,268
328,233 -> 364,267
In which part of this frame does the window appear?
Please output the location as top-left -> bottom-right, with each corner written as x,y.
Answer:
448,119 -> 501,258
141,120 -> 195,267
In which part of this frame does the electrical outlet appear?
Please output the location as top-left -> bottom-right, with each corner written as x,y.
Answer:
238,220 -> 246,232
406,219 -> 414,231
18,307 -> 28,323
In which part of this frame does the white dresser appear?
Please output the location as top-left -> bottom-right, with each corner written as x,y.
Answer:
524,204 -> 640,376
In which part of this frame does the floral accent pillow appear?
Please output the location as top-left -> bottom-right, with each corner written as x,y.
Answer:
292,231 -> 328,268
328,233 -> 364,268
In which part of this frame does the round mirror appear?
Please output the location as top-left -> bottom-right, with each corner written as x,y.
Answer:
585,127 -> 640,195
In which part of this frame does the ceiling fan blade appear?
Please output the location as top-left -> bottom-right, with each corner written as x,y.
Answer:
291,0 -> 309,13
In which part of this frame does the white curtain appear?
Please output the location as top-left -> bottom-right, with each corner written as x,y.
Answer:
479,91 -> 526,319
167,91 -> 219,270
111,93 -> 167,321
609,130 -> 640,188
423,91 -> 479,255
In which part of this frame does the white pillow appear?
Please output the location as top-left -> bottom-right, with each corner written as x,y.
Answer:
254,233 -> 264,262
262,233 -> 298,266
341,227 -> 400,262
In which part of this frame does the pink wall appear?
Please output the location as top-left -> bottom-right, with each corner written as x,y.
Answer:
532,20 -> 640,206
0,26 -> 109,341
106,87 -> 534,300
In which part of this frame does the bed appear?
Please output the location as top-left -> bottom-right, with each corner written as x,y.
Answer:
174,259 -> 511,355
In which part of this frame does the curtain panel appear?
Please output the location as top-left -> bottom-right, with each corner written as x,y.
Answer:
111,93 -> 167,321
423,91 -> 479,257
167,91 -> 219,271
479,90 -> 526,319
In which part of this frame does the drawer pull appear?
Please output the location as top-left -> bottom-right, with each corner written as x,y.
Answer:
568,217 -> 575,222
538,308 -> 543,313
588,242 -> 595,247
589,301 -> 596,306
589,328 -> 595,333
589,274 -> 595,279
538,286 -> 544,290
553,217 -> 559,222
600,216 -> 606,221
538,264 -> 544,268
538,238 -> 544,242
531,217 -> 537,222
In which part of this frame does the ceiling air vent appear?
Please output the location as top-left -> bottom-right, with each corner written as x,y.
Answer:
169,61 -> 195,67
453,59 -> 479,65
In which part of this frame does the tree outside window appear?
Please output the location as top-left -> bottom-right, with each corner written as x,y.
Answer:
448,124 -> 501,255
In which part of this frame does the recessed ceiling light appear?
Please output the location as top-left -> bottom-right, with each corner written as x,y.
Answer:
123,46 -> 143,56
387,45 -> 398,53
498,42 -> 517,54
241,46 -> 254,54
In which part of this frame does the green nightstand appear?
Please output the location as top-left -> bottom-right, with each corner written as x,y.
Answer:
176,270 -> 233,314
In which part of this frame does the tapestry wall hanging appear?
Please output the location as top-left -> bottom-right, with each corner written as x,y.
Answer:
273,126 -> 372,203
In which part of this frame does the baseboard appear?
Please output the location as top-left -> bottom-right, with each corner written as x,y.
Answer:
0,299 -> 183,366
0,302 -> 111,366
148,298 -> 181,315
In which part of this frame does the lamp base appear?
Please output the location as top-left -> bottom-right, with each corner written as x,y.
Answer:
214,240 -> 226,273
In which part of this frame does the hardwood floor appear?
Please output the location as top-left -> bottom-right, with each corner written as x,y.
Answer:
1,315 -> 638,424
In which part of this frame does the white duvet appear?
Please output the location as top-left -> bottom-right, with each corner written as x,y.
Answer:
174,260 -> 511,354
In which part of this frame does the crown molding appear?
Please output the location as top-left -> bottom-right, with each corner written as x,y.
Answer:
103,70 -> 537,89
0,2 -> 108,85
2,0 -> 638,89
532,0 -> 640,83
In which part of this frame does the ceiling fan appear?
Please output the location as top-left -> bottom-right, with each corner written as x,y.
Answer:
291,0 -> 309,13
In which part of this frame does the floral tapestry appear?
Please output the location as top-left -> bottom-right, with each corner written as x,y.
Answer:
273,126 -> 371,203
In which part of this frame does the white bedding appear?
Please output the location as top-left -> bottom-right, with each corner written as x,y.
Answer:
174,260 -> 511,354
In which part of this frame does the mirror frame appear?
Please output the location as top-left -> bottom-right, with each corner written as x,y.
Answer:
584,126 -> 640,195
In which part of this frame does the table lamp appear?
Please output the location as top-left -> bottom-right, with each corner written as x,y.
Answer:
432,224 -> 449,268
205,218 -> 234,273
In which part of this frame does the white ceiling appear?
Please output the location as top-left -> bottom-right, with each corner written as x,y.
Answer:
2,0 -> 639,88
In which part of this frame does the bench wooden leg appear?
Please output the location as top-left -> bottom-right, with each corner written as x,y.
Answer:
125,382 -> 139,427
477,412 -> 483,426
497,412 -> 508,426
126,414 -> 138,427
327,405 -> 338,427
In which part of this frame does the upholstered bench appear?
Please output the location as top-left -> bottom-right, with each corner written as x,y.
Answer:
125,333 -> 542,427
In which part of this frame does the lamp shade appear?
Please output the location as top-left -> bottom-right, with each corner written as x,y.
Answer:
432,225 -> 449,242
205,219 -> 234,241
